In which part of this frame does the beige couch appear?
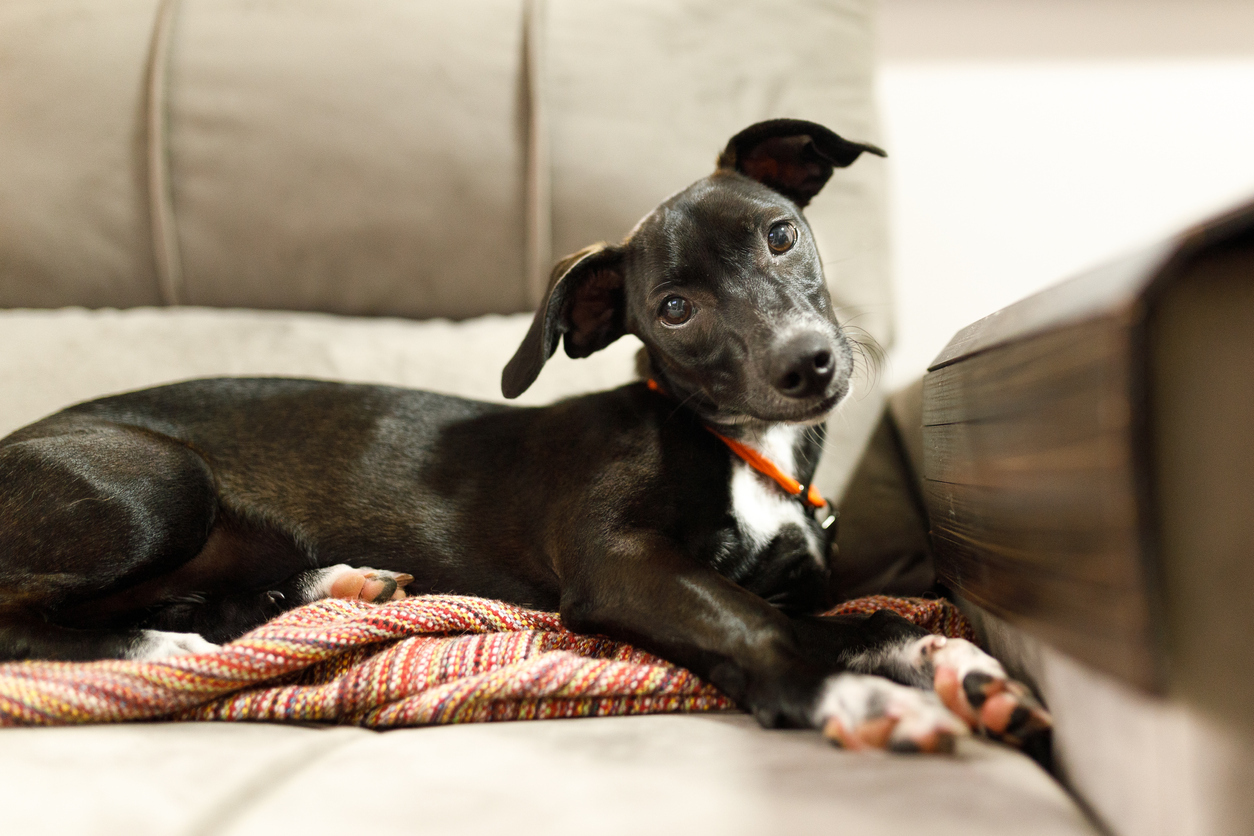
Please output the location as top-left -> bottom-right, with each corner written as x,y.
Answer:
0,2 -> 1095,833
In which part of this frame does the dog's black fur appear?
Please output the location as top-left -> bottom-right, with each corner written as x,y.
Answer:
0,121 -> 1049,746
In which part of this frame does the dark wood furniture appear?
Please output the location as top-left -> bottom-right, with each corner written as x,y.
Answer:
921,200 -> 1254,734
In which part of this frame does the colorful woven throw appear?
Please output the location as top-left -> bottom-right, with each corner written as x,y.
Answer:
0,594 -> 973,728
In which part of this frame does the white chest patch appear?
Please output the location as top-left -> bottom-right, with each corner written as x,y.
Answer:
727,425 -> 823,564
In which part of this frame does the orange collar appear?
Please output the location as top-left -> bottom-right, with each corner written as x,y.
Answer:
646,379 -> 833,521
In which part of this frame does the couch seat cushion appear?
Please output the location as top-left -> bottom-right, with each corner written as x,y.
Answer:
0,716 -> 1098,836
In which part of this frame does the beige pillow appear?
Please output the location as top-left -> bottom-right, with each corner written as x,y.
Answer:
0,305 -> 878,497
0,307 -> 636,439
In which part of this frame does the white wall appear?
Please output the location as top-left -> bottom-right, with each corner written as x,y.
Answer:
877,0 -> 1254,387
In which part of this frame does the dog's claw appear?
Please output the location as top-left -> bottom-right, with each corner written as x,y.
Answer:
368,576 -> 397,604
961,670 -> 995,708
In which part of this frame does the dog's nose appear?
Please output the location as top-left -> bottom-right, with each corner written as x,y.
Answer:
771,333 -> 836,399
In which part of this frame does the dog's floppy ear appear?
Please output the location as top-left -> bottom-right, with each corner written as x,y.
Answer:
502,243 -> 627,399
716,118 -> 886,208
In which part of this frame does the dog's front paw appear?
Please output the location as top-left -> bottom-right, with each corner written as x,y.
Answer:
911,636 -> 1053,751
319,565 -> 414,604
813,673 -> 968,754
129,630 -> 220,660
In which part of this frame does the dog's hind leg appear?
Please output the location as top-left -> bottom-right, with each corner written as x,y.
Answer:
0,422 -> 220,661
137,564 -> 415,645
0,619 -> 217,662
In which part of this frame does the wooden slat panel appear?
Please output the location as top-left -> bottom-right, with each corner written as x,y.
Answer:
925,423 -> 1131,491
924,316 -> 1130,428
925,479 -> 1136,586
922,315 -> 1158,689
929,515 -> 1155,687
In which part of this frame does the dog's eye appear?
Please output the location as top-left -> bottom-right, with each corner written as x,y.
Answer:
659,296 -> 693,326
767,222 -> 797,254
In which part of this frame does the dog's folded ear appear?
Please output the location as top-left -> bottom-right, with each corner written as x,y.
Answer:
502,243 -> 627,399
717,118 -> 886,208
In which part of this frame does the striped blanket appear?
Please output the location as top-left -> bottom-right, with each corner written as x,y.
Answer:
0,594 -> 973,728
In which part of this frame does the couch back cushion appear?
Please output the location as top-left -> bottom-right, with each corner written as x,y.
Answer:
0,0 -> 888,341
0,0 -> 528,319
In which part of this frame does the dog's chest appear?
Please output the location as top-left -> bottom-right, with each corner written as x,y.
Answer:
724,425 -> 822,565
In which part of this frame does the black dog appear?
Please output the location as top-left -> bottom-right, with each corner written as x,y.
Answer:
0,120 -> 1048,752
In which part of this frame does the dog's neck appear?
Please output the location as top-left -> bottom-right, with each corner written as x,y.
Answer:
635,348 -> 753,429
637,350 -> 825,491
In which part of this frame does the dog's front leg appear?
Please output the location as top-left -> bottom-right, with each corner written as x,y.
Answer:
796,611 -> 1052,755
558,536 -> 972,750
876,631 -> 1053,756
558,531 -> 829,729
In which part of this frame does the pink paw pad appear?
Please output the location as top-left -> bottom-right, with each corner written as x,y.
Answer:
328,568 -> 413,604
816,674 -> 969,755
930,639 -> 1053,748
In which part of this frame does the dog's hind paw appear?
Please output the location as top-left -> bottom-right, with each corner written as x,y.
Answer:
317,565 -> 414,604
813,673 -> 969,754
129,630 -> 220,660
911,636 -> 1053,752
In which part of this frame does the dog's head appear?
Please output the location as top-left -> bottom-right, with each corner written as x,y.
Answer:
502,119 -> 884,426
